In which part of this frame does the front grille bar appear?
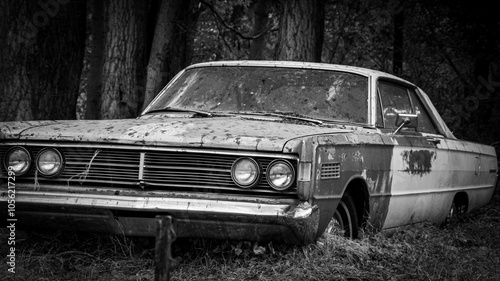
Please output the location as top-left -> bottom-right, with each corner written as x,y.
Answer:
138,152 -> 145,181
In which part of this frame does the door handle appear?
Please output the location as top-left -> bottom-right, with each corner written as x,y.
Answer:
427,138 -> 441,145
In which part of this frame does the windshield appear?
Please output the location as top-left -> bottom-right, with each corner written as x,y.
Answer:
145,66 -> 369,124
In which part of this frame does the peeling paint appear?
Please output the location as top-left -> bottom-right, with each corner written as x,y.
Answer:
0,117 -> 355,152
353,150 -> 364,163
401,150 -> 436,176
327,148 -> 335,160
0,125 -> 11,139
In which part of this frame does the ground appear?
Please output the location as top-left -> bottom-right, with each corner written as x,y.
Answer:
1,186 -> 499,281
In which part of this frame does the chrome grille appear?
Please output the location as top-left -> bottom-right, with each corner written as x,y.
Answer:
143,151 -> 275,190
63,148 -> 141,185
0,145 -> 297,194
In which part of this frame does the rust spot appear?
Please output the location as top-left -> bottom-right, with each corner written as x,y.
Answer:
402,150 -> 436,176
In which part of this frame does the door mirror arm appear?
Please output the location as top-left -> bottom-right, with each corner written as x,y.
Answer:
393,113 -> 418,134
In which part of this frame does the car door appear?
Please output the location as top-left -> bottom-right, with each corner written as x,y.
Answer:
375,79 -> 456,228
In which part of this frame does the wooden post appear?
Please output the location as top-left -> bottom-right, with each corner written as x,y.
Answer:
155,215 -> 176,281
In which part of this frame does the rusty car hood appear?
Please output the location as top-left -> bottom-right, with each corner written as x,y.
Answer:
0,116 -> 353,151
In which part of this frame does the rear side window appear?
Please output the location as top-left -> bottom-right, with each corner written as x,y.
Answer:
377,81 -> 437,134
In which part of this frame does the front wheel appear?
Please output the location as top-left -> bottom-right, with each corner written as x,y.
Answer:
326,192 -> 359,239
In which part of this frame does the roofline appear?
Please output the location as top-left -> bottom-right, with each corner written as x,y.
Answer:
186,60 -> 413,86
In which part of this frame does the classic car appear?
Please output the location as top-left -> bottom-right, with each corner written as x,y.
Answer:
1,61 -> 498,244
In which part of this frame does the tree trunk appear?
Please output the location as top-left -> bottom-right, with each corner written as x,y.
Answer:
249,0 -> 268,60
274,0 -> 325,62
100,0 -> 148,119
0,0 -> 87,121
0,0 -> 31,121
85,0 -> 105,120
142,0 -> 200,110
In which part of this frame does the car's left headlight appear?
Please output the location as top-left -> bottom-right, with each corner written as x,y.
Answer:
231,157 -> 260,188
36,148 -> 64,176
266,160 -> 295,191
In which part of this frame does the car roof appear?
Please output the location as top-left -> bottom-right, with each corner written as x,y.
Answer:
187,60 -> 414,86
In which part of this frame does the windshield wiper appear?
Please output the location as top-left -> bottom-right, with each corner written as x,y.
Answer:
234,111 -> 324,125
145,107 -> 213,117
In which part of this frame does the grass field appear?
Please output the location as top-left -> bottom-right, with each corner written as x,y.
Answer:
2,187 -> 499,281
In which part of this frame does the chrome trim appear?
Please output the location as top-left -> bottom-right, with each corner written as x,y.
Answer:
3,188 -> 319,244
11,190 -> 296,217
390,184 -> 495,196
0,142 -> 298,160
138,152 -> 145,180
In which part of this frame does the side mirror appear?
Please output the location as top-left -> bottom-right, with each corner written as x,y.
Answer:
394,113 -> 418,134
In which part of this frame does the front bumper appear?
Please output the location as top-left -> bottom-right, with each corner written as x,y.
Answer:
1,185 -> 319,244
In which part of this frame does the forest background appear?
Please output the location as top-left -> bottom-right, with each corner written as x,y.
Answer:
1,1 -> 500,280
0,0 -> 499,145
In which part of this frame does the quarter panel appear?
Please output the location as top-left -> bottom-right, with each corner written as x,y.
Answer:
384,135 -> 497,229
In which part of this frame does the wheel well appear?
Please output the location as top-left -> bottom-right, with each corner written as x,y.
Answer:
344,178 -> 370,228
453,192 -> 469,214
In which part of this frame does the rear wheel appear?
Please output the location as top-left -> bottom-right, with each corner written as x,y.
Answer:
327,192 -> 359,239
445,199 -> 465,225
445,201 -> 458,224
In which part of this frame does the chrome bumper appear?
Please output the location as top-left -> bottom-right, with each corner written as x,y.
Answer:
1,187 -> 319,244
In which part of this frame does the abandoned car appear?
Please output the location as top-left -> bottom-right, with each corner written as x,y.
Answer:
1,61 -> 498,244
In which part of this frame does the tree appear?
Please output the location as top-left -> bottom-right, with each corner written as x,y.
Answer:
249,0 -> 269,60
0,0 -> 87,121
404,0 -> 500,143
142,0 -> 201,110
100,0 -> 148,119
444,0 -> 500,142
274,0 -> 326,62
85,0 -> 105,120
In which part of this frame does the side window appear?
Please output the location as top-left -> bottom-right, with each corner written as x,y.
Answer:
377,81 -> 437,134
407,89 -> 437,134
378,82 -> 412,129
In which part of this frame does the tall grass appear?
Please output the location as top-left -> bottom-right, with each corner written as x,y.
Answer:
2,188 -> 499,281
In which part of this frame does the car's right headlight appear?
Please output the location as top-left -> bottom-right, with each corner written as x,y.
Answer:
5,146 -> 32,176
266,160 -> 295,191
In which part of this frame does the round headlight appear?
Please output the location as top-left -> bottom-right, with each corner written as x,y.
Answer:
266,160 -> 295,191
36,148 -> 63,176
231,157 -> 260,188
5,147 -> 31,175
